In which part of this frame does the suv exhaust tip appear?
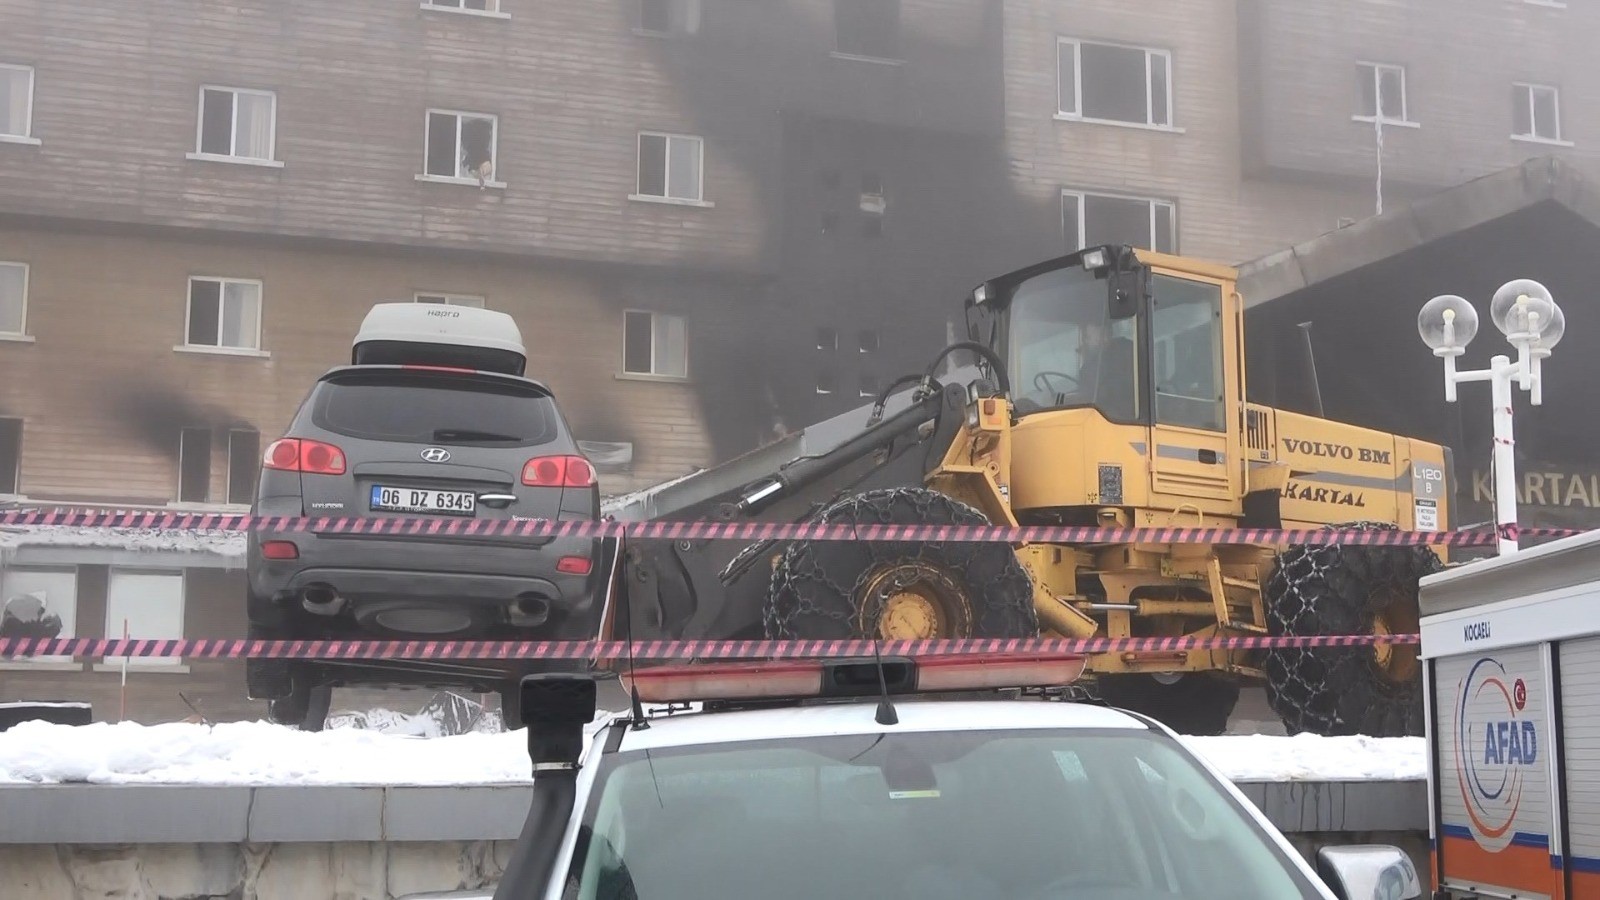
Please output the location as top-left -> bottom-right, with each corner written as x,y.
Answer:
509,594 -> 552,628
302,584 -> 347,616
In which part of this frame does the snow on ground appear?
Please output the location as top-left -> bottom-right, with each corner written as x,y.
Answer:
0,717 -> 1425,787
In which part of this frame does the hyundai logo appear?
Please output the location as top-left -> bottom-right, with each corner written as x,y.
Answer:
421,447 -> 452,463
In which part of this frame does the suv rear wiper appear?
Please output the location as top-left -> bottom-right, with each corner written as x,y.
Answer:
432,428 -> 521,443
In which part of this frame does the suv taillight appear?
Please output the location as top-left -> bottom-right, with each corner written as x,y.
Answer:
263,438 -> 347,476
522,455 -> 596,488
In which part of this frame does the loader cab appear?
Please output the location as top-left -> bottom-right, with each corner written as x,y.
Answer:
966,245 -> 1244,507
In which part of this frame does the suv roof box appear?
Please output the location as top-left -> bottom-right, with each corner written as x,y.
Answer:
352,303 -> 528,376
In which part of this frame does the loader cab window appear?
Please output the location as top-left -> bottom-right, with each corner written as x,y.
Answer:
1150,275 -> 1225,432
1008,265 -> 1139,422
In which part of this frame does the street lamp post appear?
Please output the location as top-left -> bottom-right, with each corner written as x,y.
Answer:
1418,280 -> 1565,557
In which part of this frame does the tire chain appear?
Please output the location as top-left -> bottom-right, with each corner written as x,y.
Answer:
763,487 -> 1038,640
1262,521 -> 1441,736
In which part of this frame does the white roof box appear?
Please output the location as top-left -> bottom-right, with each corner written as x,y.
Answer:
352,303 -> 528,376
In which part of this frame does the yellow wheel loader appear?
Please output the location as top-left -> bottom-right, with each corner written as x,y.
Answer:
604,244 -> 1453,737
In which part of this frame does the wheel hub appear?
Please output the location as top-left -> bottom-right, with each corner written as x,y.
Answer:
858,562 -> 973,639
1372,609 -> 1420,684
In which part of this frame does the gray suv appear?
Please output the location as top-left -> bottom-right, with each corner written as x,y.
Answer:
244,305 -> 605,731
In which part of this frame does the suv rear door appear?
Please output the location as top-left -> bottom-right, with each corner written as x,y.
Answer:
275,367 -> 597,538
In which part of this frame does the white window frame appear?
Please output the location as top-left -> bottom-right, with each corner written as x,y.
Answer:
414,291 -> 487,308
417,108 -> 504,188
1512,82 -> 1571,145
97,568 -> 188,673
1056,37 -> 1180,132
1353,61 -> 1418,128
178,275 -> 268,357
0,63 -> 39,145
419,0 -> 510,20
620,309 -> 689,380
1062,189 -> 1178,255
630,131 -> 713,207
187,85 -> 282,168
0,260 -> 31,341
0,566 -> 80,670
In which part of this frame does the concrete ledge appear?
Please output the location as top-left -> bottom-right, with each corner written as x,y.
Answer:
0,778 -> 1425,844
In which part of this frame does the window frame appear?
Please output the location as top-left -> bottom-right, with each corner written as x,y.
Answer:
831,0 -> 903,64
631,131 -> 711,207
1512,82 -> 1570,145
0,415 -> 20,496
417,108 -> 505,188
620,308 -> 690,381
188,85 -> 283,168
0,260 -> 30,339
0,63 -> 38,145
180,275 -> 267,356
1353,61 -> 1418,128
177,426 -> 213,505
0,566 -> 80,670
98,568 -> 188,672
414,291 -> 487,308
636,0 -> 702,37
419,0 -> 510,20
226,428 -> 261,506
1062,188 -> 1178,256
1056,37 -> 1179,132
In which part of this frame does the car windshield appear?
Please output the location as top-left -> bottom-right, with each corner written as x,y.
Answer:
1008,265 -> 1139,422
558,727 -> 1322,900
310,372 -> 558,446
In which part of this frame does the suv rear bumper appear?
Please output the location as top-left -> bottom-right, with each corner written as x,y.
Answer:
247,530 -> 605,640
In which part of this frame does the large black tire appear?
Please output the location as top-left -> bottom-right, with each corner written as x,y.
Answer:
763,488 -> 1038,640
268,678 -> 332,732
1095,673 -> 1241,736
1263,523 -> 1442,737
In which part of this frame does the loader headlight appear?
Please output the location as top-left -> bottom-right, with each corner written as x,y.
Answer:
1081,248 -> 1108,270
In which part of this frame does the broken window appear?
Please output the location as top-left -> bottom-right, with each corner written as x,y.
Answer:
197,87 -> 276,161
425,110 -> 498,183
640,0 -> 701,35
1513,83 -> 1561,141
623,310 -> 688,378
0,64 -> 35,139
227,429 -> 260,505
637,132 -> 703,201
178,427 -> 212,504
1064,190 -> 1176,255
835,0 -> 899,60
1058,39 -> 1172,126
0,417 -> 19,494
1357,62 -> 1408,122
0,261 -> 26,335
186,276 -> 262,350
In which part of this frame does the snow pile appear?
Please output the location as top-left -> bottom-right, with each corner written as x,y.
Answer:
0,720 -> 1425,787
1181,734 -> 1426,782
0,526 -> 245,557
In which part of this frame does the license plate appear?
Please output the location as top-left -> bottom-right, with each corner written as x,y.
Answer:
370,485 -> 477,515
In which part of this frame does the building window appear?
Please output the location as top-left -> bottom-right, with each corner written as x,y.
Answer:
1356,62 -> 1409,123
859,373 -> 879,399
415,292 -> 486,308
0,64 -> 35,141
636,132 -> 704,203
422,0 -> 502,13
622,310 -> 688,378
1058,39 -> 1173,128
227,428 -> 260,505
1513,83 -> 1563,142
1063,190 -> 1177,255
195,86 -> 277,162
0,260 -> 26,336
639,0 -> 701,35
835,0 -> 900,60
1,567 -> 77,664
178,427 -> 212,504
816,371 -> 837,395
817,326 -> 838,351
102,569 -> 185,668
858,329 -> 879,353
185,276 -> 263,351
424,109 -> 498,184
0,417 -> 19,495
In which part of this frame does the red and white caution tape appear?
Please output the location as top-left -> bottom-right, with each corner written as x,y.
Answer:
0,508 -> 1581,546
0,634 -> 1419,661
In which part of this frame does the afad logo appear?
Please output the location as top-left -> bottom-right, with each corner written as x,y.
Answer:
1454,657 -> 1539,853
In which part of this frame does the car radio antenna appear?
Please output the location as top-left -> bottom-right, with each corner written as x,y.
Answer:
871,634 -> 899,726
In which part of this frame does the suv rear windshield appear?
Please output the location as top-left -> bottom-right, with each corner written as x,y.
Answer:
309,371 -> 558,447
561,728 -> 1322,900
